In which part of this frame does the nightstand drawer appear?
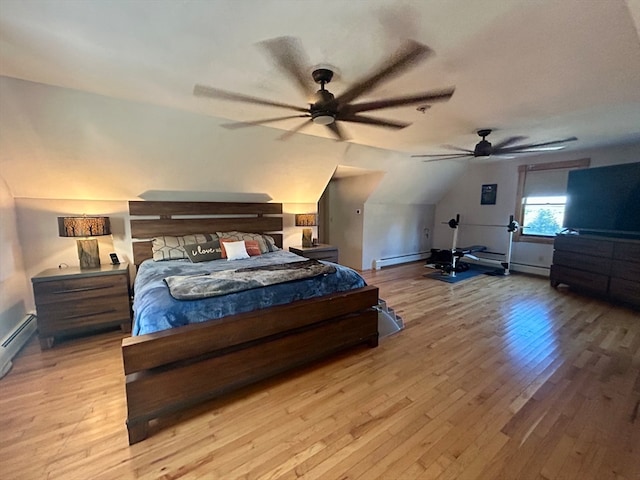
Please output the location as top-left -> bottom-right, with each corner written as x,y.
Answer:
37,296 -> 131,336
289,244 -> 339,264
300,250 -> 338,262
33,274 -> 128,305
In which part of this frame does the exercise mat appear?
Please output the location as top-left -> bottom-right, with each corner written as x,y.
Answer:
424,262 -> 505,284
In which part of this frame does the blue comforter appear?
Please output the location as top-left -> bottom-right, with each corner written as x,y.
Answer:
132,250 -> 367,336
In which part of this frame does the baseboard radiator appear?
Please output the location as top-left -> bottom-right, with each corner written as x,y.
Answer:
373,251 -> 432,270
0,314 -> 37,379
510,262 -> 550,277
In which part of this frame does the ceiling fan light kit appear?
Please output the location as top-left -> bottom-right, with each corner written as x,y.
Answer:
474,129 -> 493,157
310,69 -> 336,125
194,37 -> 455,141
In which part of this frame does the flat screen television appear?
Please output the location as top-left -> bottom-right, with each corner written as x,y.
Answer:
563,162 -> 640,237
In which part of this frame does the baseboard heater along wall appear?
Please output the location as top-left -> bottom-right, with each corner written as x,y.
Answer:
0,314 -> 37,379
373,251 -> 432,270
373,252 -> 550,277
510,262 -> 550,277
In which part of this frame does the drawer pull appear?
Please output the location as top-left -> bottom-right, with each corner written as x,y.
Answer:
63,309 -> 118,320
52,285 -> 116,294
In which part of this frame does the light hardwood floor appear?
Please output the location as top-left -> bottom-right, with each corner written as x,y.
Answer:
1,262 -> 639,479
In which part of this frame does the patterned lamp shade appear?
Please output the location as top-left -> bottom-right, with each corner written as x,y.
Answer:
58,216 -> 111,238
58,216 -> 111,269
294,214 -> 317,227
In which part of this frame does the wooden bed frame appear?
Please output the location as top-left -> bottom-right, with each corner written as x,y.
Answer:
123,201 -> 379,444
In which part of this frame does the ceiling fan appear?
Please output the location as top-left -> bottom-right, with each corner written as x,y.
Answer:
193,37 -> 455,141
412,129 -> 578,162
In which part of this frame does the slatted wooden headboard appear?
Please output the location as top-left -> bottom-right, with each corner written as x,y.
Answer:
129,201 -> 283,267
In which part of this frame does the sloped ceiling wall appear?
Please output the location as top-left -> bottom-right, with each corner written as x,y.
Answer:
0,77 -> 462,205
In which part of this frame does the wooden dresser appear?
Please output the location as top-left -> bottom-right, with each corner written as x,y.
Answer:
32,264 -> 132,349
550,234 -> 640,308
289,244 -> 339,263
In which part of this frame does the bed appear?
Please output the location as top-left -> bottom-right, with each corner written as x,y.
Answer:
122,201 -> 379,444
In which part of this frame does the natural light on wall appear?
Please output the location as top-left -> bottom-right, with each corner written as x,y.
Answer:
521,195 -> 567,237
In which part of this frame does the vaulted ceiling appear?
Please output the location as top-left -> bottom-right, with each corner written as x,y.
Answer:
1,0 -> 639,202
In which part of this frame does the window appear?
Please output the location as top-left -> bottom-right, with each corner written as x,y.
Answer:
521,195 -> 566,236
515,159 -> 590,244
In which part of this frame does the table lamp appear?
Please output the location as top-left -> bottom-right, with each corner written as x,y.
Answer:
295,213 -> 317,248
58,216 -> 111,269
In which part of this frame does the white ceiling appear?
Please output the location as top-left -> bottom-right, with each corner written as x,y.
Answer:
2,0 -> 640,156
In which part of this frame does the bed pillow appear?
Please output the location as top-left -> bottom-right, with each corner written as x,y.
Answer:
183,239 -> 223,263
220,239 -> 261,258
152,234 -> 218,261
216,231 -> 271,254
243,240 -> 262,256
221,240 -> 250,261
262,234 -> 280,252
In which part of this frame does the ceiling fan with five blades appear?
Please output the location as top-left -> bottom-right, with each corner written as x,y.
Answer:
193,37 -> 455,141
412,129 -> 578,162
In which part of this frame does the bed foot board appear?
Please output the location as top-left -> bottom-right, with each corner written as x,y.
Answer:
123,285 -> 379,445
126,419 -> 149,445
124,311 -> 378,445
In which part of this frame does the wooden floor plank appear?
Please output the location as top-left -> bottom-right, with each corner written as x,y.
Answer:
1,262 -> 639,479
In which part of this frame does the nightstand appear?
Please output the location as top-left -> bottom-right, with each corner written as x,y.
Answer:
289,244 -> 339,263
31,264 -> 132,349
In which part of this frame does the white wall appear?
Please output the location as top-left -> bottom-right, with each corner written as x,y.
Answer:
0,176 -> 31,339
325,173 -> 436,271
432,141 -> 640,274
326,174 -> 384,269
363,203 -> 435,270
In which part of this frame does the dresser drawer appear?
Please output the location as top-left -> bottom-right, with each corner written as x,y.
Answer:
33,274 -> 128,305
609,278 -> 640,307
550,265 -> 609,293
611,259 -> 640,282
554,236 -> 613,258
552,250 -> 611,275
613,242 -> 640,263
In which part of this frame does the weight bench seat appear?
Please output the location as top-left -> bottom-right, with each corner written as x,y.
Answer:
426,246 -> 488,274
454,245 -> 487,256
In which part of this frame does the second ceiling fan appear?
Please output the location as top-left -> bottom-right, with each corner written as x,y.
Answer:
193,37 -> 455,141
412,129 -> 577,162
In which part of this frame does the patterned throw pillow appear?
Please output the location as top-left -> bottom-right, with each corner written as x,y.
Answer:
216,231 -> 271,254
152,234 -> 218,261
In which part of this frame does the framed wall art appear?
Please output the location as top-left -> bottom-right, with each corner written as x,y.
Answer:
481,184 -> 497,205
